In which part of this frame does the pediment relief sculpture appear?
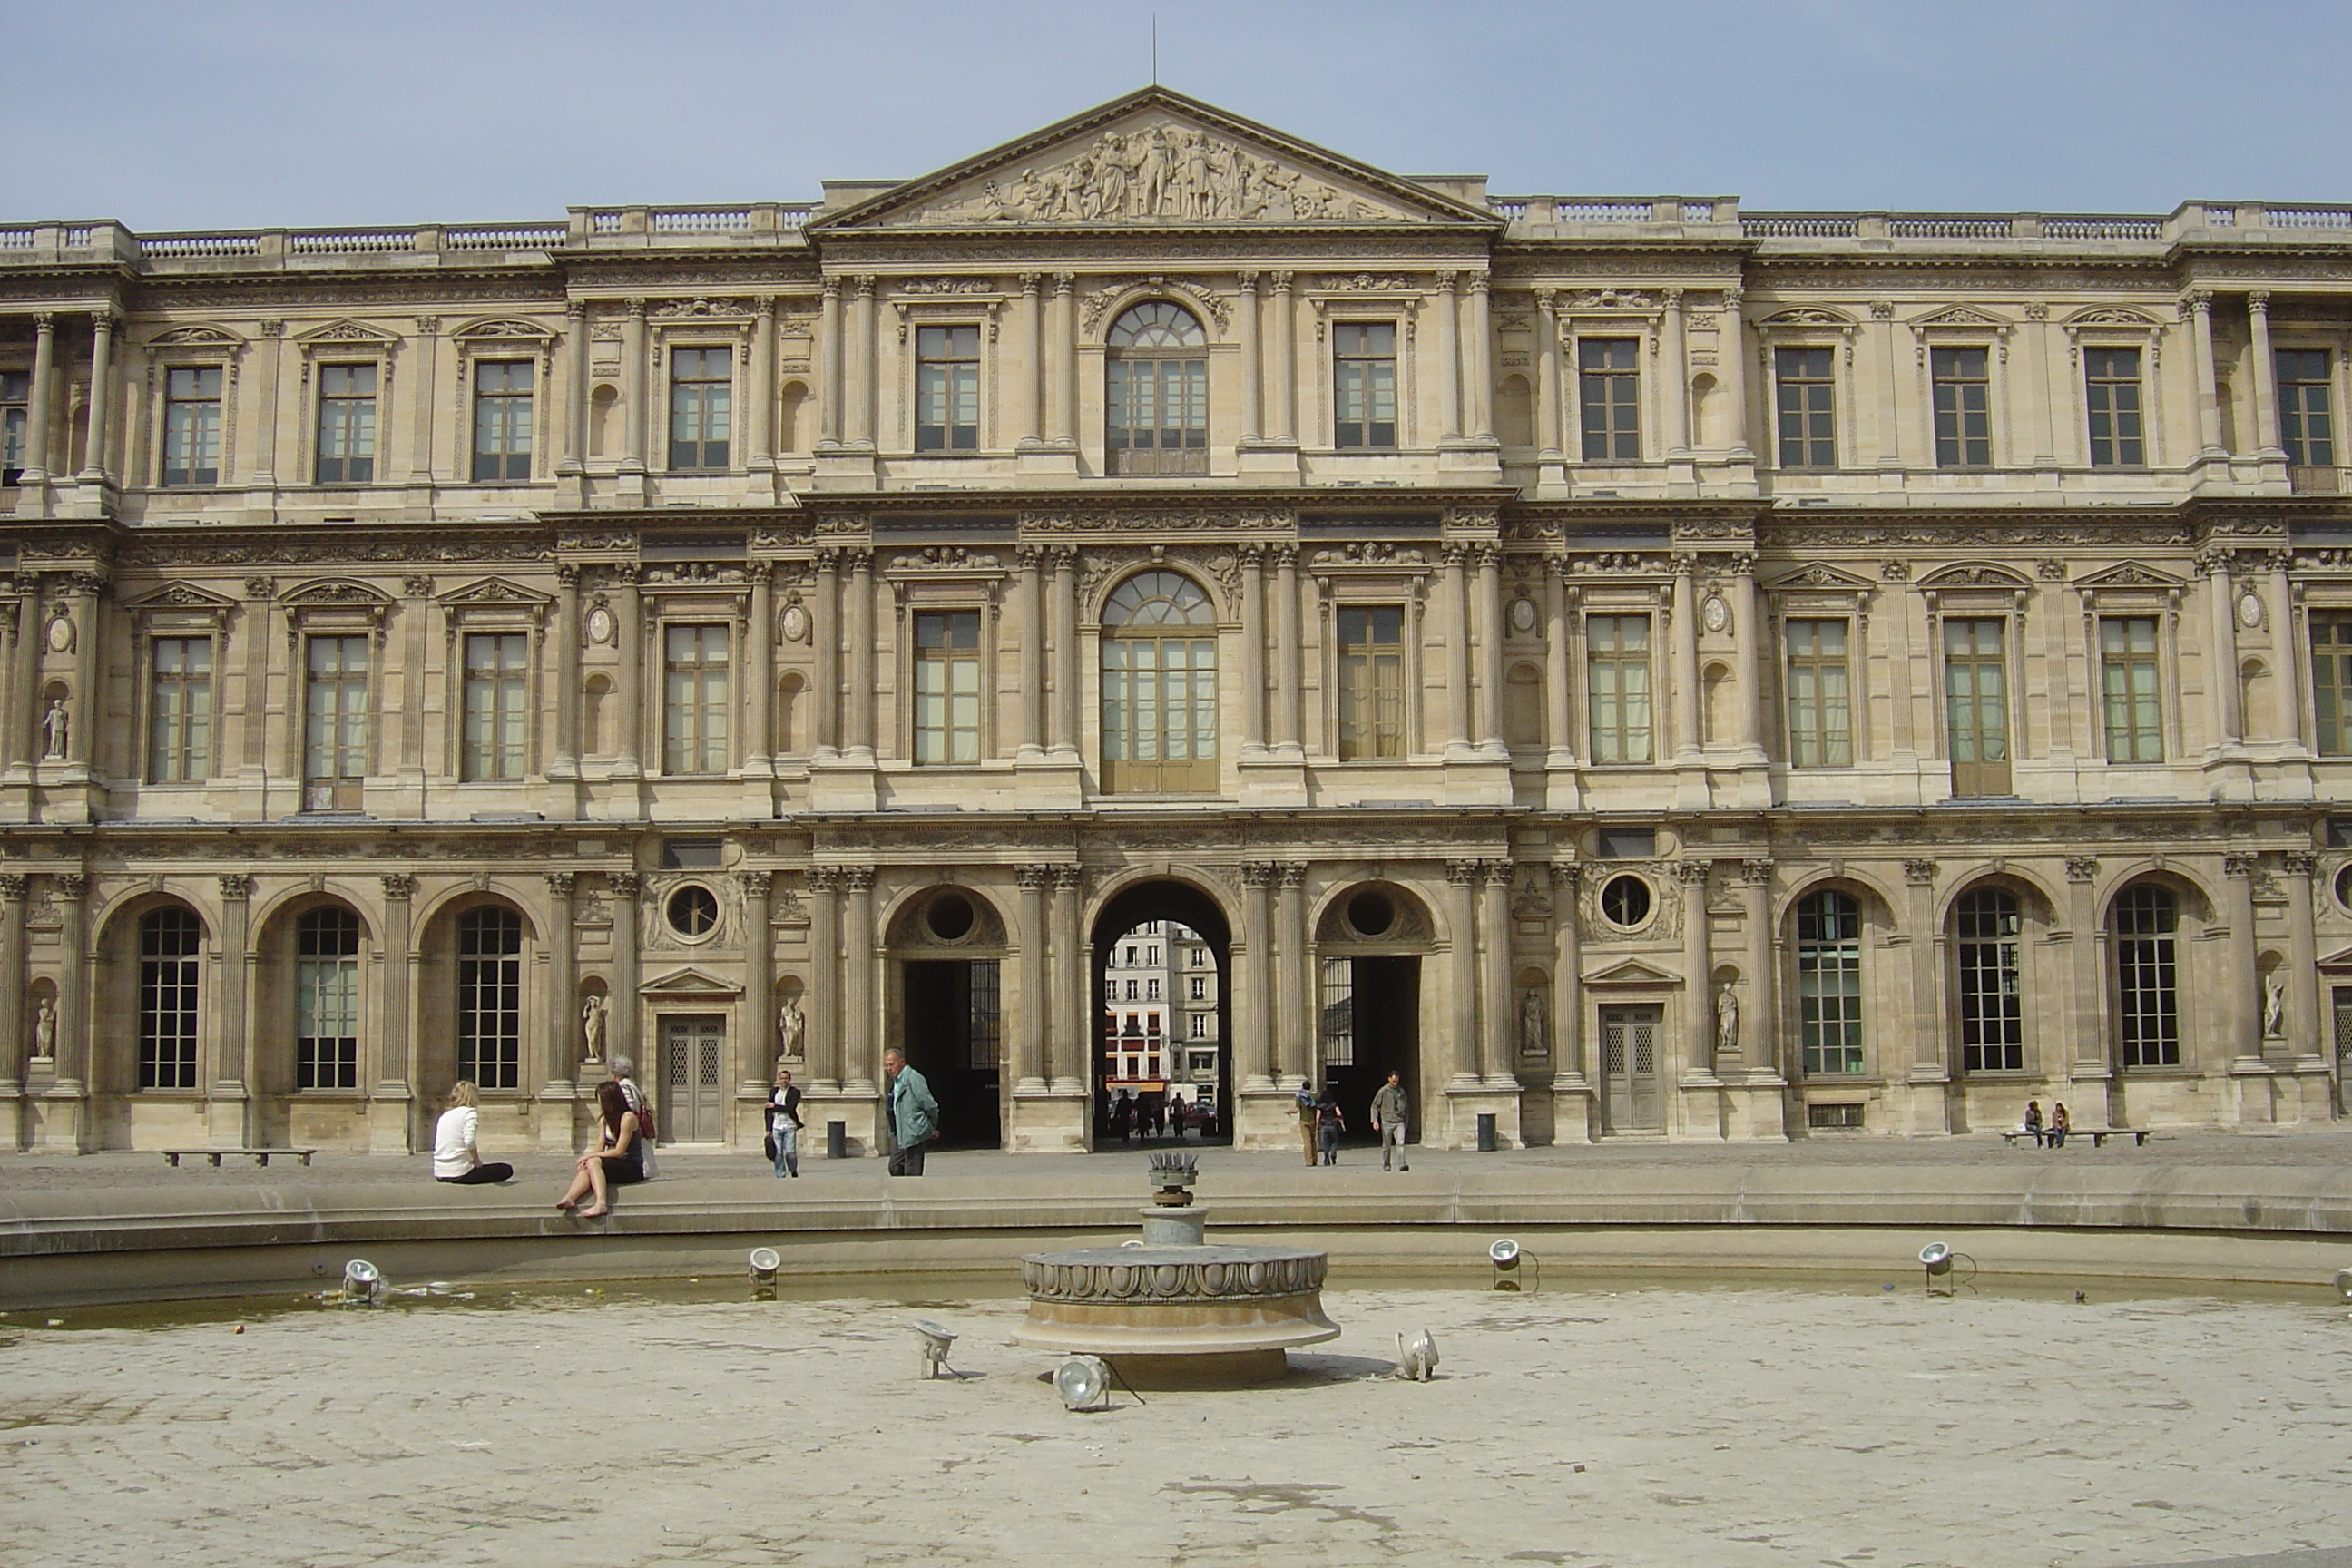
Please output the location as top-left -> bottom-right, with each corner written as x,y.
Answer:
2063,307 -> 2159,328
2073,562 -> 2184,591
149,324 -> 242,347
1909,305 -> 2006,329
454,317 -> 555,340
280,578 -> 396,607
1761,307 -> 1855,327
131,582 -> 239,612
1917,562 -> 2031,588
1768,563 -> 1874,592
437,575 -> 554,607
296,318 -> 400,344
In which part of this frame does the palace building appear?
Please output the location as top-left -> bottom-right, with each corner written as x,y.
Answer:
3,87 -> 2349,1156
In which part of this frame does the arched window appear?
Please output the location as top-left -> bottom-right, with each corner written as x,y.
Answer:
1100,571 -> 1217,793
1955,887 -> 2023,1072
1106,302 -> 1206,475
296,906 -> 361,1090
139,906 -> 201,1090
2114,884 -> 2180,1066
1796,889 -> 1863,1075
457,906 -> 524,1090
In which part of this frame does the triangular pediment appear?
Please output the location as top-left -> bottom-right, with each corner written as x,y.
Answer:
295,318 -> 400,345
1768,562 -> 1874,593
2073,562 -> 2184,591
2322,944 -> 2352,969
437,575 -> 553,608
1918,562 -> 2031,589
639,965 -> 743,997
814,87 -> 1498,232
1910,306 -> 2006,329
129,581 -> 239,612
1582,957 -> 1682,987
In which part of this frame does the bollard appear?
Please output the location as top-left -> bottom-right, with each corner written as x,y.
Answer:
1475,1112 -> 1496,1152
827,1119 -> 847,1160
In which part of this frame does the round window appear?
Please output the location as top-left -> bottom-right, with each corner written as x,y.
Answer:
1599,875 -> 1652,929
666,885 -> 719,938
1348,889 -> 1395,937
2337,863 -> 2352,914
926,892 -> 975,942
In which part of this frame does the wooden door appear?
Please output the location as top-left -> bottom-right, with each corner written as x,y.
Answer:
1600,1004 -> 1663,1132
659,1014 -> 726,1142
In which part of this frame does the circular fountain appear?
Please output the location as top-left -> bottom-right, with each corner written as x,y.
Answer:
1012,1152 -> 1339,1386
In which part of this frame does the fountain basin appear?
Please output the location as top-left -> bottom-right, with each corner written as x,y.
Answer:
1012,1241 -> 1339,1384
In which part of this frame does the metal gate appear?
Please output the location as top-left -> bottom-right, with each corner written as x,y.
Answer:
659,1014 -> 726,1143
1600,1004 -> 1663,1132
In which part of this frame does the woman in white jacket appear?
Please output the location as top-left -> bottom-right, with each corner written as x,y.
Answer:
432,1082 -> 514,1185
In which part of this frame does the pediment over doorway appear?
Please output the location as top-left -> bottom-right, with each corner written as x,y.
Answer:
1582,957 -> 1682,987
639,965 -> 742,997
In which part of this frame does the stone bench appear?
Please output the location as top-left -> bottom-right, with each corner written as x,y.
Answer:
1998,1128 -> 2150,1149
159,1148 -> 318,1168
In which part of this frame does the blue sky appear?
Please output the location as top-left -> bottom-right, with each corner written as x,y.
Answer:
4,0 -> 2347,230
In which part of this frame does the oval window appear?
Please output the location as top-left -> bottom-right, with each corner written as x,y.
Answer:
926,892 -> 975,942
1600,875 -> 1652,929
1348,889 -> 1395,937
666,885 -> 719,938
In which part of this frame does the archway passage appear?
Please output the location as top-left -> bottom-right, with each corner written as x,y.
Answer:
1321,956 -> 1420,1145
899,958 -> 1003,1150
1091,877 -> 1232,1148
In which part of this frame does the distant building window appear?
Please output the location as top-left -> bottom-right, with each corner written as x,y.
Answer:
1579,338 -> 1640,461
2279,349 -> 2335,467
1775,347 -> 1836,468
314,363 -> 377,484
0,369 -> 26,485
1931,347 -> 1991,467
2083,347 -> 2144,466
663,623 -> 730,774
2099,616 -> 2162,762
1333,322 -> 1396,449
1784,619 -> 1852,768
148,636 -> 212,784
296,906 -> 360,1091
669,346 -> 732,471
1189,1013 -> 1207,1040
1797,889 -> 1864,1075
916,326 -> 980,451
162,366 -> 222,486
1585,613 -> 1651,764
1336,604 -> 1406,760
913,610 -> 982,763
1190,975 -> 1206,1001
472,359 -> 534,482
463,632 -> 530,781
139,906 -> 201,1091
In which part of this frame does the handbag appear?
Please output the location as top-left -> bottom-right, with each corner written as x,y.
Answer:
763,1133 -> 777,1161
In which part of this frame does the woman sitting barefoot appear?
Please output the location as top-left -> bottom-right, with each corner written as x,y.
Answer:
556,1080 -> 643,1220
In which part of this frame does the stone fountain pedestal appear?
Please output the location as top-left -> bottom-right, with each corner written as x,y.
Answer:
1012,1153 -> 1339,1387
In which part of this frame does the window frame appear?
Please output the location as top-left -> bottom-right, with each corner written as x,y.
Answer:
914,324 -> 982,453
1576,336 -> 1642,463
1104,301 -> 1209,475
911,607 -> 985,765
1773,345 -> 1839,470
1098,569 -> 1220,794
301,632 -> 372,812
1782,617 -> 1854,769
1333,601 -> 1408,760
2098,614 -> 2164,762
1928,344 -> 1994,469
1584,612 -> 1653,765
2082,344 -> 2148,468
293,904 -> 363,1092
469,358 -> 537,484
455,905 -> 524,1092
1795,887 -> 1866,1076
1,368 -> 28,487
1954,885 -> 2025,1073
2277,346 -> 2336,469
2311,607 -> 2352,757
2112,882 -> 2182,1069
159,361 -> 228,487
667,343 -> 735,473
145,632 -> 215,785
461,629 -> 533,782
662,621 -> 732,776
137,905 -> 202,1092
312,360 -> 381,485
1331,319 -> 1399,451
1940,612 -> 2014,798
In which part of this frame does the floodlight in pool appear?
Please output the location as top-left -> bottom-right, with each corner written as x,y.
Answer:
2335,1267 -> 2352,1303
1054,1354 -> 1112,1411
1490,1239 -> 1521,1265
1489,1238 -> 1534,1291
1919,1242 -> 1954,1276
340,1259 -> 383,1305
748,1248 -> 781,1286
911,1318 -> 958,1378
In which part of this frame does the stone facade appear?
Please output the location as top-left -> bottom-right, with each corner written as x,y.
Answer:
2,88 -> 2348,1155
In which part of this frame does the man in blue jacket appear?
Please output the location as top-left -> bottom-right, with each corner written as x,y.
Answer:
884,1046 -> 938,1176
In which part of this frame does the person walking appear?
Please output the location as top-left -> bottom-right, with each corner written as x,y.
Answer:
766,1066 -> 803,1178
1316,1083 -> 1345,1166
884,1046 -> 938,1176
432,1081 -> 514,1185
2049,1101 -> 2071,1149
1112,1089 -> 1135,1144
1370,1071 -> 1410,1172
1296,1079 -> 1318,1168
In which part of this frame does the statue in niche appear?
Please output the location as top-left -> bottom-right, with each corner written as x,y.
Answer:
2263,972 -> 2287,1039
779,994 -> 806,1058
581,993 -> 608,1062
1518,989 -> 1547,1057
1715,981 -> 1740,1057
31,996 -> 55,1061
39,696 -> 67,760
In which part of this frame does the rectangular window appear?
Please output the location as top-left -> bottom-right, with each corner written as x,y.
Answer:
2312,611 -> 2352,756
913,610 -> 982,764
662,622 -> 730,774
1147,978 -> 1161,1001
1797,897 -> 1865,1075
965,960 -> 1002,1070
1336,604 -> 1406,760
1579,339 -> 1640,461
1784,620 -> 1852,768
302,635 -> 369,811
147,636 -> 212,784
1189,1013 -> 1207,1040
1956,892 -> 2024,1073
669,346 -> 732,471
915,326 -> 980,451
463,632 -> 530,781
139,910 -> 201,1091
2083,347 -> 2144,466
314,363 -> 377,484
1944,617 -> 2011,797
2279,348 -> 2335,467
1333,322 -> 1397,449
471,359 -> 534,482
2100,616 -> 2162,762
162,366 -> 222,486
1,369 -> 27,485
1931,347 -> 1991,467
1190,975 -> 1205,1001
1585,614 -> 1652,764
1320,956 -> 1355,1066
296,916 -> 360,1092
1774,347 -> 1837,468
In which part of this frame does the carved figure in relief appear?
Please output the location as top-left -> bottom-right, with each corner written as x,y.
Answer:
39,696 -> 67,760
1519,989 -> 1547,1057
581,994 -> 608,1062
2263,972 -> 2287,1039
1715,981 -> 1740,1056
32,996 -> 54,1061
928,122 -> 1370,225
779,994 -> 806,1058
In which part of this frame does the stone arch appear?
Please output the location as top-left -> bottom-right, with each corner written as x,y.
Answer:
1087,870 -> 1238,1142
1936,865 -> 2061,928
415,890 -> 544,1104
2097,861 -> 2214,926
1312,877 -> 1441,950
775,671 -> 805,757
589,382 -> 618,456
248,892 -> 377,1127
883,878 -> 1013,953
1774,867 -> 1901,934
777,379 -> 810,454
1090,562 -> 1228,626
90,891 -> 214,1105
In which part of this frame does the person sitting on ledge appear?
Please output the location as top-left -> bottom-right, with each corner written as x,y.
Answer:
432,1081 -> 514,1186
556,1080 -> 643,1219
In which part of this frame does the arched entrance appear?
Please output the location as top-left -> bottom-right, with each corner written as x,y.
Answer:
1090,877 -> 1232,1146
1315,881 -> 1432,1146
887,884 -> 1008,1150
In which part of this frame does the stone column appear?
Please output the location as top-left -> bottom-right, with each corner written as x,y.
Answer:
1534,289 -> 1563,457
808,867 -> 841,1091
407,315 -> 441,482
1017,274 -> 1044,446
3,585 -> 33,775
78,313 -> 115,482
1550,865 -> 1585,1083
1014,866 -> 1051,1094
847,549 -> 875,760
1740,860 -> 1776,1075
1543,560 -> 1573,762
2278,852 -> 2321,1058
621,299 -> 648,472
812,550 -> 841,758
2270,549 -> 2309,752
1269,271 -> 1296,444
251,319 -> 284,486
212,873 -> 255,1145
746,564 -> 774,776
49,874 -> 87,1091
1053,273 -> 1078,447
1445,860 -> 1481,1088
1276,862 -> 1308,1085
612,568 -> 643,774
1736,554 -> 1767,759
543,873 -> 577,1093
1051,863 -> 1084,1093
1237,271 -> 1261,439
1442,544 -> 1473,755
561,299 -> 588,475
1435,273 -> 1462,441
817,278 -> 843,448
1904,858 -> 1945,1085
2248,292 -> 2284,458
1479,860 -> 1514,1083
2185,289 -> 2224,458
608,871 -> 641,1071
0,876 -> 24,1102
842,865 -> 877,1093
1661,289 -> 1690,456
378,875 -> 416,1142
1474,544 -> 1504,753
2064,857 -> 2107,1082
849,276 -> 877,448
1680,860 -> 1715,1079
1465,274 -> 1494,442
63,573 -> 102,769
1017,547 -> 1046,760
2225,852 -> 2262,1063
2203,551 -> 2241,747
740,870 -> 773,1092
552,565 -> 582,778
1051,546 -> 1080,758
1238,544 -> 1267,758
1718,288 -> 1753,456
1671,556 -> 1703,762
1239,864 -> 1275,1092
20,313 -> 54,486
747,296 -> 777,475
1273,544 -> 1301,755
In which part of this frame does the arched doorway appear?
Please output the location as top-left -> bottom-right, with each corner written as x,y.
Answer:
1315,881 -> 1432,1145
887,883 -> 1008,1150
1090,877 -> 1231,1146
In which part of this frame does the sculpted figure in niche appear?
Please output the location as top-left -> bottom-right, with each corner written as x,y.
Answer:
2263,972 -> 2287,1039
39,696 -> 67,760
32,995 -> 55,1060
1716,981 -> 1740,1056
1518,989 -> 1547,1056
581,993 -> 608,1062
779,994 -> 806,1058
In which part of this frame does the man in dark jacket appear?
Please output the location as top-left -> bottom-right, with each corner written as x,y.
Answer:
766,1066 -> 804,1177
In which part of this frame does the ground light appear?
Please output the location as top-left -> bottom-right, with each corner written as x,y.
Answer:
1394,1328 -> 1439,1380
1489,1238 -> 1539,1291
2334,1266 -> 2352,1304
1920,1242 -> 1977,1296
910,1319 -> 958,1378
748,1248 -> 780,1298
1054,1355 -> 1113,1411
339,1259 -> 384,1307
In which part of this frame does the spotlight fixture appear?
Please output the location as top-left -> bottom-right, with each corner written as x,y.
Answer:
1919,1241 -> 1975,1296
1394,1328 -> 1439,1381
339,1259 -> 384,1307
911,1318 -> 958,1378
2335,1267 -> 2352,1304
1488,1238 -> 1537,1292
1054,1354 -> 1112,1411
748,1248 -> 781,1286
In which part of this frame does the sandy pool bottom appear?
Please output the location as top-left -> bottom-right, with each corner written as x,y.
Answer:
3,1283 -> 2347,1568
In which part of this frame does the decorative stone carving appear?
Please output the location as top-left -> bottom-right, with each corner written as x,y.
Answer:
1019,1250 -> 1327,1302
